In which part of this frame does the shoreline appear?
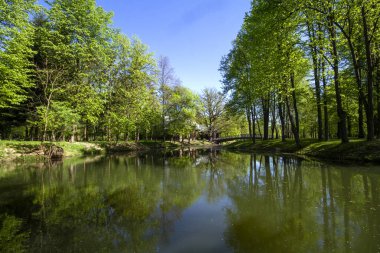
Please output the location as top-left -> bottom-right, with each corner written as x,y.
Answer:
1,139 -> 380,164
0,140 -> 216,162
222,139 -> 380,163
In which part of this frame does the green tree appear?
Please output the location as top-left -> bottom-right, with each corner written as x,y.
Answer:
200,88 -> 225,141
0,0 -> 35,108
166,85 -> 199,143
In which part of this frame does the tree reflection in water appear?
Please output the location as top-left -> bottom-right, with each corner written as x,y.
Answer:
224,154 -> 380,253
0,150 -> 379,252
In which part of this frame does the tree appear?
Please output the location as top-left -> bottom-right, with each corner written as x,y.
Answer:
0,0 -> 35,108
157,56 -> 177,141
46,0 -> 115,141
166,85 -> 199,143
106,35 -> 157,142
200,88 -> 225,141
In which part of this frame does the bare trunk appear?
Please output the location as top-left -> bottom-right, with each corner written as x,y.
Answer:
291,72 -> 300,144
322,59 -> 330,141
257,116 -> 262,139
262,96 -> 270,140
251,105 -> 256,144
362,5 -> 374,141
125,132 -> 129,142
271,95 -> 277,140
278,99 -> 286,142
51,131 -> 56,142
135,128 -> 140,142
327,11 -> 348,143
246,107 -> 252,140
71,125 -> 76,143
42,99 -> 51,142
376,64 -> 380,138
347,33 -> 365,138
287,74 -> 300,147
308,21 -> 323,140
84,122 -> 88,141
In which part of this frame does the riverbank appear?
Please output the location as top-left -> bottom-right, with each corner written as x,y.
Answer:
0,140 -> 215,161
0,141 -> 103,161
223,139 -> 380,163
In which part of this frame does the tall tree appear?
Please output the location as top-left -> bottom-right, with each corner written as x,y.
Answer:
200,88 -> 225,141
0,0 -> 35,109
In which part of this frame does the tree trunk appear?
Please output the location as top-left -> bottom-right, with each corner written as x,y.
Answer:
290,72 -> 300,143
361,5 -> 374,141
287,75 -> 301,147
84,121 -> 88,141
251,105 -> 256,144
271,95 -> 277,140
347,115 -> 352,137
246,107 -> 252,140
376,64 -> 380,138
322,59 -> 330,141
42,100 -> 51,142
51,131 -> 56,142
308,21 -> 323,140
257,117 -> 262,139
286,98 -> 296,142
278,99 -> 286,142
327,10 -> 348,143
71,125 -> 76,142
346,33 -> 365,138
262,96 -> 270,140
125,132 -> 129,142
135,128 -> 140,142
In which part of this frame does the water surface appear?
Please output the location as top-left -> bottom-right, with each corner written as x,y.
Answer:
1,149 -> 380,252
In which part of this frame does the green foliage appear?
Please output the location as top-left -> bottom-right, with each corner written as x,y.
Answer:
220,0 -> 380,143
0,0 -> 35,108
37,101 -> 80,138
0,214 -> 29,253
166,85 -> 199,140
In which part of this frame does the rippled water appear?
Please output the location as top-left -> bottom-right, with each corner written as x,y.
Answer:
1,149 -> 380,252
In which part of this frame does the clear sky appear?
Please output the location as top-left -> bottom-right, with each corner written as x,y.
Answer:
96,0 -> 251,93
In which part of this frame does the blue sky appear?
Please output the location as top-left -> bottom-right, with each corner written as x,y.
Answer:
96,0 -> 251,93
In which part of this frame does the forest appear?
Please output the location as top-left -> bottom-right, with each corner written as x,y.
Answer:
0,0 -> 245,143
1,0 -> 380,146
220,0 -> 380,146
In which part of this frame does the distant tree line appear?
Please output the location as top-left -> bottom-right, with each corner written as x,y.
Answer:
0,0 -> 248,142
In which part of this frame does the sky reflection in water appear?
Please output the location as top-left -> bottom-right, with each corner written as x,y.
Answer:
0,149 -> 379,253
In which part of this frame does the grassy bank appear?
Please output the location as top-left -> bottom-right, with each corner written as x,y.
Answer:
0,140 -> 215,161
0,141 -> 103,161
224,139 -> 380,163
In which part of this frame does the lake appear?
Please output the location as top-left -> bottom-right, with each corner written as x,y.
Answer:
1,149 -> 379,252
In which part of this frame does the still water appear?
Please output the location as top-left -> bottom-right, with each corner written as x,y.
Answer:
1,149 -> 380,253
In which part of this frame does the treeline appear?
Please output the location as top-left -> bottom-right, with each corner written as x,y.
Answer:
220,0 -> 380,145
0,0 -> 245,142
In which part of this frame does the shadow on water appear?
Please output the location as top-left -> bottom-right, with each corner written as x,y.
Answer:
0,149 -> 379,252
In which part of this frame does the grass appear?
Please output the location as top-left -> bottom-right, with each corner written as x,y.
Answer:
224,138 -> 380,163
300,139 -> 380,162
224,139 -> 318,153
0,141 -> 103,161
0,139 -> 215,160
104,139 -> 214,153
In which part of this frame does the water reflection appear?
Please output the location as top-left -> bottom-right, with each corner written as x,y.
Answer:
225,155 -> 380,253
0,150 -> 379,252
